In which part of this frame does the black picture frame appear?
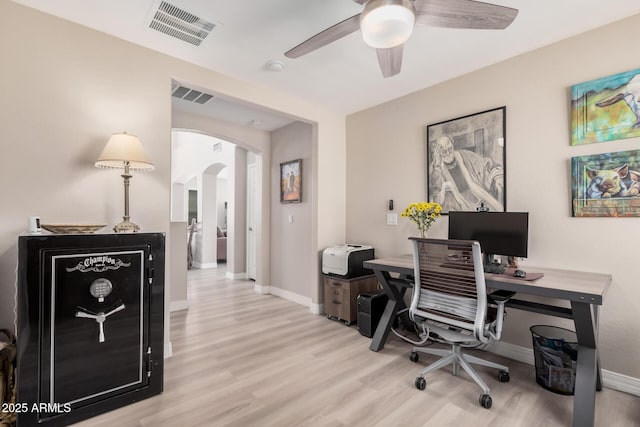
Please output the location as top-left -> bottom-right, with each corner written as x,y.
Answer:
280,159 -> 302,203
426,106 -> 506,214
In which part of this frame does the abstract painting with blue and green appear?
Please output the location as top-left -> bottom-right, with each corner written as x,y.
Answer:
571,67 -> 640,145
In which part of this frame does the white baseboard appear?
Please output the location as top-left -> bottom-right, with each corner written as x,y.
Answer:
309,302 -> 323,315
486,340 -> 534,365
269,286 -> 312,308
258,285 -> 319,315
601,369 -> 640,397
164,340 -> 173,359
170,299 -> 189,312
254,283 -> 270,294
192,261 -> 217,269
486,341 -> 640,397
226,271 -> 247,280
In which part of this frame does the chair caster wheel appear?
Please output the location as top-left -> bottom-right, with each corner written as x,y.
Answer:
479,394 -> 492,409
498,370 -> 510,383
415,377 -> 426,390
409,352 -> 419,363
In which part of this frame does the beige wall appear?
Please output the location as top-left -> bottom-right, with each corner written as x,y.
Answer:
0,2 -> 346,341
346,13 -> 640,378
270,122 -> 313,298
169,222 -> 188,309
228,146 -> 247,275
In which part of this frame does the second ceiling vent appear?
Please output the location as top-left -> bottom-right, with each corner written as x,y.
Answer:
172,85 -> 214,104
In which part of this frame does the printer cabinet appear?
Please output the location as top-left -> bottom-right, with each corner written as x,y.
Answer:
323,274 -> 379,325
16,232 -> 165,427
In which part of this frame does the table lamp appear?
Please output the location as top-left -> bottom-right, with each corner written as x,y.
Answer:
95,132 -> 154,233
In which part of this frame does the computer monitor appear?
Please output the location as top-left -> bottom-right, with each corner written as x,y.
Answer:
448,211 -> 529,258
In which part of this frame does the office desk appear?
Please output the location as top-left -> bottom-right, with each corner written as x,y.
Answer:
363,255 -> 611,427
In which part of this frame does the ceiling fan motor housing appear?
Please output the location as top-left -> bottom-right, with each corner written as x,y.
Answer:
360,0 -> 417,49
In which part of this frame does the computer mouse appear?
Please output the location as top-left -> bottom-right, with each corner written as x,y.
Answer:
514,269 -> 526,278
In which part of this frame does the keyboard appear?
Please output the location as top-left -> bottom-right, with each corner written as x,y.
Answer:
484,264 -> 506,274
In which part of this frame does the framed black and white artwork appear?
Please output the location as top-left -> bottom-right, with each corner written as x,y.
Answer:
426,107 -> 506,214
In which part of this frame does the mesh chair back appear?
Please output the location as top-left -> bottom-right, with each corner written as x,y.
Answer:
409,238 -> 488,339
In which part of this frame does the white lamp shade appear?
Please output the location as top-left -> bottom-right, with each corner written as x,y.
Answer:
95,132 -> 155,171
361,0 -> 416,49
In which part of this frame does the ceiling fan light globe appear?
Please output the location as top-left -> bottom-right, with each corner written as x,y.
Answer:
361,1 -> 416,49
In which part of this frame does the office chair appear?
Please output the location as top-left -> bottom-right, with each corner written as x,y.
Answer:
408,238 -> 513,409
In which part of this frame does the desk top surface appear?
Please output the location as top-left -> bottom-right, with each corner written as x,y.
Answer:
364,255 -> 611,305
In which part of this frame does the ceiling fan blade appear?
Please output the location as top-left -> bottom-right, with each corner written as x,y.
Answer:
285,14 -> 361,58
414,0 -> 518,30
376,45 -> 404,78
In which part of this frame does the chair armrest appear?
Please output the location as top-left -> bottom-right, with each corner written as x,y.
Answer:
485,290 -> 516,341
488,290 -> 516,304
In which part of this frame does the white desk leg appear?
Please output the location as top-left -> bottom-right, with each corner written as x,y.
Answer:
571,301 -> 598,427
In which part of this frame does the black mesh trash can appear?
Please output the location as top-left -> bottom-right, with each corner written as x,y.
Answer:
530,325 -> 578,395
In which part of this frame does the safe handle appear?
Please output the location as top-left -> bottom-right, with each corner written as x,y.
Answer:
75,304 -> 125,343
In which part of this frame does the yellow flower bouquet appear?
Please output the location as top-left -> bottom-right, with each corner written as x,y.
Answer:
401,202 -> 442,238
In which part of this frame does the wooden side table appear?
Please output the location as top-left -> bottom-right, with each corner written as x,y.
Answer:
323,274 -> 379,325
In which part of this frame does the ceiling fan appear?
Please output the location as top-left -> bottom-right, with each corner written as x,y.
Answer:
285,0 -> 518,78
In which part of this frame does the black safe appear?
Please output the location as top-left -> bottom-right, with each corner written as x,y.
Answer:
17,232 -> 165,426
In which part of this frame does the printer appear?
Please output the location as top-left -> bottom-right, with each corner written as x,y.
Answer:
322,244 -> 375,278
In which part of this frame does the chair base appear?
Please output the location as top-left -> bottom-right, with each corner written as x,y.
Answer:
411,343 -> 509,396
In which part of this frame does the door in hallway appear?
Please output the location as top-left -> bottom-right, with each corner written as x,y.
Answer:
247,163 -> 257,280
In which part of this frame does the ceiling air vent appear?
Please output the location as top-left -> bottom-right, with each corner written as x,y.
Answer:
172,85 -> 214,104
149,1 -> 215,46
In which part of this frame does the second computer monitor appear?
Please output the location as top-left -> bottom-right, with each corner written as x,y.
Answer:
448,211 -> 529,258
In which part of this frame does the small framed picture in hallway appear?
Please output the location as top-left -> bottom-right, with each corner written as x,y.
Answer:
280,158 -> 302,203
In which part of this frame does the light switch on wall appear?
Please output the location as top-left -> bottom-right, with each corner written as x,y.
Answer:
288,214 -> 294,224
387,213 -> 398,225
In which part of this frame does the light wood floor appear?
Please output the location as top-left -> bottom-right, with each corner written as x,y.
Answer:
74,268 -> 639,427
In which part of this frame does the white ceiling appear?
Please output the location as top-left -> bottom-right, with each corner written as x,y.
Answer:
12,0 -> 640,125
